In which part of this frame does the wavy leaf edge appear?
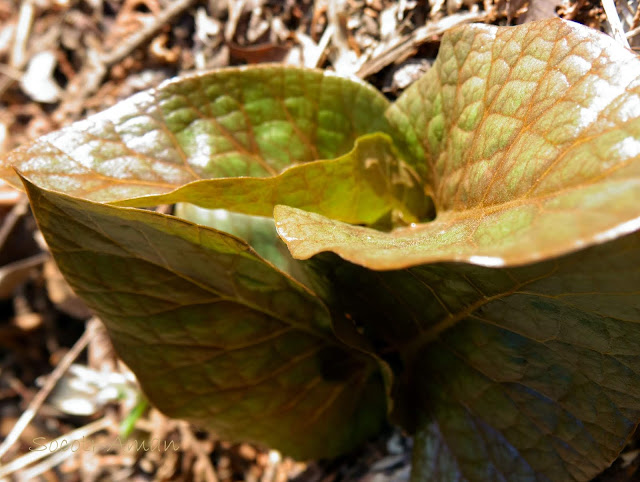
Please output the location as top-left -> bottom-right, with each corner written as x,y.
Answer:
274,18 -> 640,270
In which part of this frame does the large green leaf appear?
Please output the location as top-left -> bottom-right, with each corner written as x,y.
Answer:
275,18 -> 640,269
1,67 -> 395,202
171,206 -> 394,368
113,133 -> 429,226
21,176 -> 387,459
318,230 -> 640,481
270,17 -> 640,480
0,65 -> 408,461
407,232 -> 640,481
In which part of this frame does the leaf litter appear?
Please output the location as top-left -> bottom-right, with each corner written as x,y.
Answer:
1,0 -> 640,480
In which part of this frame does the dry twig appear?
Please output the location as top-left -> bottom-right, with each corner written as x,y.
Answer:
0,417 -> 113,478
179,422 -> 219,482
98,0 -> 197,66
357,10 -> 490,78
0,194 -> 28,253
58,0 -> 197,117
602,0 -> 631,48
0,318 -> 98,461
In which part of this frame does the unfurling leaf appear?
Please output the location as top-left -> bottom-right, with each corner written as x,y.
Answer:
276,19 -> 640,269
113,133 -> 430,226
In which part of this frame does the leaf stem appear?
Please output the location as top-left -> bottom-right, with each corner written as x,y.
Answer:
410,415 -> 437,482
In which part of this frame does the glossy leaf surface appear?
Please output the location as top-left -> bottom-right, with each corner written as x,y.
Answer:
325,231 -> 640,481
22,177 -> 387,459
114,134 -> 428,225
273,18 -> 640,481
0,65 -> 402,461
1,67 -> 394,202
276,18 -> 640,269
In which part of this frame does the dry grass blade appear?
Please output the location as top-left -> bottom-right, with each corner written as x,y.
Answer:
356,10 -> 489,78
602,0 -> 631,48
9,0 -> 33,70
11,441 -> 74,481
0,417 -> 113,478
0,318 -> 97,461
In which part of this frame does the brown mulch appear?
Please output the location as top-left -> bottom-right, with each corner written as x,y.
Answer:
0,0 -> 639,480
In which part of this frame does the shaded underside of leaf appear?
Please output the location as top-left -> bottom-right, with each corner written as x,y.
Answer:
318,230 -> 640,481
173,203 -> 307,282
277,18 -> 640,269
113,133 -> 430,226
409,233 -> 640,481
22,176 -> 387,460
1,66 -> 395,202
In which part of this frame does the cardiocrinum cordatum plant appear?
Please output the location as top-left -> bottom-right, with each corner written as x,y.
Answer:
2,17 -> 640,481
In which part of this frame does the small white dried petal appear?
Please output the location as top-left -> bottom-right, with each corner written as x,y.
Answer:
195,7 -> 221,43
45,364 -> 138,416
20,51 -> 62,103
380,5 -> 398,41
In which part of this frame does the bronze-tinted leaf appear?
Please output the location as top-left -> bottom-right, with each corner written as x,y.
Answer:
319,230 -> 640,481
22,176 -> 387,459
406,232 -> 640,480
3,17 -> 640,481
1,67 -> 394,202
276,19 -> 640,269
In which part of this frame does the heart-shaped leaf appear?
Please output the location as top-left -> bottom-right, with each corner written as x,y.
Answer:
1,67 -> 395,202
276,18 -> 640,269
316,229 -> 640,481
21,177 -> 387,459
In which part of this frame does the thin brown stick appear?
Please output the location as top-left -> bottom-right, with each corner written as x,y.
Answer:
627,24 -> 640,38
0,318 -> 97,461
56,0 -> 197,119
99,0 -> 198,66
0,417 -> 112,478
179,422 -> 219,482
356,10 -> 489,78
0,194 -> 28,254
602,0 -> 631,48
9,441 -> 74,480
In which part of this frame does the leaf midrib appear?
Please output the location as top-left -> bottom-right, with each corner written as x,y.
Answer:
401,262 -> 559,361
36,188 -> 345,348
394,175 -> 640,240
